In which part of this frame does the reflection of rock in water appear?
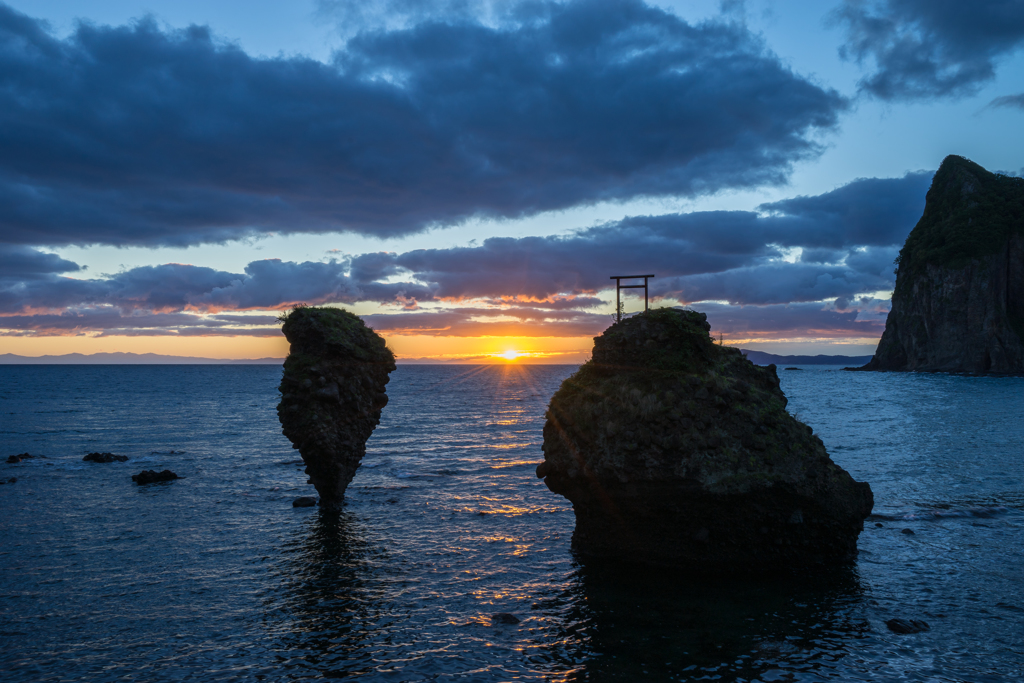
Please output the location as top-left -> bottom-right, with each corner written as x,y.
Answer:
538,308 -> 873,572
277,306 -> 396,510
266,511 -> 391,675
562,562 -> 867,680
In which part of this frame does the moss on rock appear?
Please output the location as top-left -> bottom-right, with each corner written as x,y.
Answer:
539,308 -> 873,573
277,306 -> 396,509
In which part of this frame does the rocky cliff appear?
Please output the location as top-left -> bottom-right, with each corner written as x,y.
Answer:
863,155 -> 1024,373
538,308 -> 873,573
277,306 -> 396,509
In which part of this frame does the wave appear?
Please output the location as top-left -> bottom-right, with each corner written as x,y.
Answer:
870,506 -> 1010,521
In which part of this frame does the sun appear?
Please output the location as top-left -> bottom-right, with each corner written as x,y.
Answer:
500,350 -> 520,361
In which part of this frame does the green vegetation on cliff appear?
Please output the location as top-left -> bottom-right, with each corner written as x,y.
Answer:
894,155 -> 1024,288
279,305 -> 394,377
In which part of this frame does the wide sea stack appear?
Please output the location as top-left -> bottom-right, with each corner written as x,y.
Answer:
277,307 -> 396,510
862,155 -> 1024,373
538,308 -> 873,573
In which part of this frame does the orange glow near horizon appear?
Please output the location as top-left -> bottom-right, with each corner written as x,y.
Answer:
0,332 -> 595,363
0,331 -> 878,362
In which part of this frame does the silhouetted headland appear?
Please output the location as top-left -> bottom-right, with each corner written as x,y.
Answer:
858,155 -> 1024,373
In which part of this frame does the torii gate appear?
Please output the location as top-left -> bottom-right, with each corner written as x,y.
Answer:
610,274 -> 654,322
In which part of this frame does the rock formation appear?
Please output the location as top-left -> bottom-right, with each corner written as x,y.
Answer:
83,452 -> 128,463
132,469 -> 178,485
277,306 -> 396,510
862,155 -> 1024,373
538,308 -> 873,573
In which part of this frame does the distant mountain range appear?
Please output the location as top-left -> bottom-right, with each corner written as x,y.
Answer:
1,350 -> 874,366
0,352 -> 284,365
738,349 -> 872,366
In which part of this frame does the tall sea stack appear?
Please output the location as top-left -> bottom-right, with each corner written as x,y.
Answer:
538,308 -> 873,573
277,307 -> 396,510
863,155 -> 1024,373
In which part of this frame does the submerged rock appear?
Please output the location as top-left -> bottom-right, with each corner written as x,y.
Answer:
538,308 -> 873,573
491,613 -> 520,625
131,469 -> 178,485
292,496 -> 317,508
859,156 -> 1024,373
277,306 -> 396,510
83,452 -> 128,463
886,618 -> 930,634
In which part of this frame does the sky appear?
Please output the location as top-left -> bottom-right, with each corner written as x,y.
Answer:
1,0 -> 1022,362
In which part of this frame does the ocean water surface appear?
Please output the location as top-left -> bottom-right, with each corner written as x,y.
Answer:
1,364 -> 1022,682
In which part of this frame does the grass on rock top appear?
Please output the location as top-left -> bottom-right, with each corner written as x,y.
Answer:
895,155 -> 1024,286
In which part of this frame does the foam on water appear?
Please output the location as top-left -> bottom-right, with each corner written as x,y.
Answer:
1,363 -> 1022,682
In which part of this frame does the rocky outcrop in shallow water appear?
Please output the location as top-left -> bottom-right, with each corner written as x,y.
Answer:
538,308 -> 873,573
83,452 -> 128,463
861,156 -> 1024,373
132,469 -> 178,485
277,307 -> 396,510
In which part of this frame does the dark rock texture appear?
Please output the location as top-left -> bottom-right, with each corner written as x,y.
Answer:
862,156 -> 1024,373
83,452 -> 128,463
886,618 -> 930,634
491,613 -> 520,625
538,308 -> 873,573
277,306 -> 396,510
292,496 -> 317,508
132,469 -> 178,485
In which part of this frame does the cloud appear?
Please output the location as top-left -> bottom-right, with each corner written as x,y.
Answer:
700,301 -> 886,339
656,246 -> 899,305
385,171 -> 927,301
0,170 -> 928,340
0,0 -> 844,248
832,0 -> 1024,100
1,169 -> 926,338
0,252 -> 432,316
989,92 -> 1024,110
0,245 -> 82,278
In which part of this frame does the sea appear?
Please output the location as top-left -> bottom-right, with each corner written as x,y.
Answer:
1,364 -> 1022,682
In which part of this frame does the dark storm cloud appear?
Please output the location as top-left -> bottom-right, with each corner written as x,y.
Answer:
832,0 -> 1024,100
0,0 -> 844,247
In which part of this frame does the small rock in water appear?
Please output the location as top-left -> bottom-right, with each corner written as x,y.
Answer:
292,496 -> 318,507
492,613 -> 520,625
901,528 -> 915,535
875,522 -> 884,527
0,477 -> 16,484
84,452 -> 128,463
132,469 -> 178,485
886,618 -> 930,634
